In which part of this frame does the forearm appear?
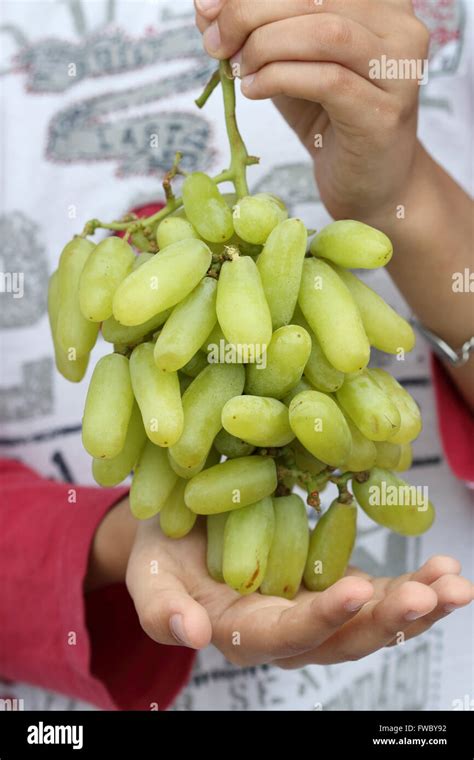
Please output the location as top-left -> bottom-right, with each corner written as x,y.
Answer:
85,497 -> 137,592
359,144 -> 474,408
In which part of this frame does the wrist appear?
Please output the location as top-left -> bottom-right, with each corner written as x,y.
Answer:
85,496 -> 137,592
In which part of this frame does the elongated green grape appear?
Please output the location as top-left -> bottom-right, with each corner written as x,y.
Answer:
222,396 -> 294,447
257,219 -> 307,329
232,194 -> 288,245
223,497 -> 275,595
202,321 -> 226,351
154,278 -> 217,371
342,414 -> 377,473
336,370 -> 401,441
352,468 -> 435,536
57,238 -> 99,358
82,353 -> 134,459
369,369 -> 422,444
156,217 -> 200,249
260,495 -> 309,599
310,220 -> 393,269
102,308 -> 171,346
304,499 -> 357,591
48,271 -> 89,382
160,479 -> 197,538
168,445 -> 220,480
180,351 -> 210,378
289,390 -> 351,467
245,325 -> 312,399
282,378 -> 314,406
184,456 -> 277,515
132,252 -> 154,270
182,172 -> 234,243
374,441 -> 403,469
214,428 -> 255,458
217,255 -> 272,361
394,443 -> 413,472
92,402 -> 146,486
130,342 -> 183,447
293,308 -> 344,392
169,363 -> 245,472
79,237 -> 135,322
333,266 -> 415,354
299,258 -> 370,373
130,440 -> 178,519
290,439 -> 327,476
207,513 -> 228,582
112,239 -> 212,326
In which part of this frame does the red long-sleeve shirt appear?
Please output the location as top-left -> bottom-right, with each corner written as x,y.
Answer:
0,358 -> 472,710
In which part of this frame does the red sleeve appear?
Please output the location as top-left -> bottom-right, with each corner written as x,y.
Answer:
0,458 -> 196,710
431,355 -> 474,483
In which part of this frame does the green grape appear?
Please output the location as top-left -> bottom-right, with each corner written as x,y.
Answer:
336,370 -> 401,441
298,258 -> 370,373
352,468 -> 435,536
282,378 -> 314,406
304,499 -> 357,591
222,497 -> 275,595
216,255 -> 272,361
130,440 -> 178,519
369,369 -> 422,444
92,402 -> 146,486
160,479 -> 197,539
79,237 -> 135,322
232,194 -> 288,245
132,252 -> 154,270
57,238 -> 99,358
102,308 -> 171,346
48,271 -> 89,382
342,414 -> 377,473
214,428 -> 255,458
154,278 -> 217,371
130,342 -> 183,447
184,456 -> 277,515
82,353 -> 134,459
168,445 -> 220,480
310,220 -> 393,269
112,238 -> 212,326
290,439 -> 327,476
394,443 -> 413,472
202,321 -> 226,351
178,373 -> 194,394
289,390 -> 351,467
374,441 -> 403,469
333,266 -> 415,354
156,217 -> 200,249
245,325 -> 312,399
257,218 -> 307,329
293,308 -> 344,392
180,351 -> 210,378
222,395 -> 294,447
260,495 -> 309,599
206,513 -> 228,582
182,172 -> 234,243
169,363 -> 245,472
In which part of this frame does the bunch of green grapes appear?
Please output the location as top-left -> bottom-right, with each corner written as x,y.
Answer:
48,65 -> 434,600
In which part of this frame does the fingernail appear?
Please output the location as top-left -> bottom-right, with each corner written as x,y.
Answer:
241,74 -> 255,90
345,599 -> 366,612
203,21 -> 221,54
443,604 -> 458,614
230,50 -> 242,77
405,610 -> 425,621
169,614 -> 191,646
197,0 -> 220,12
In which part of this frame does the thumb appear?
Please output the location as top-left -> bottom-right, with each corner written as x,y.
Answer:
133,571 -> 213,650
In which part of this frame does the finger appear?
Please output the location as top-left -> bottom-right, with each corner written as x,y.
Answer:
240,61 -> 389,131
201,0 -> 397,58
279,580 -> 437,668
369,555 -> 463,598
195,0 -> 225,21
386,574 -> 474,645
225,576 -> 374,663
230,15 -> 382,84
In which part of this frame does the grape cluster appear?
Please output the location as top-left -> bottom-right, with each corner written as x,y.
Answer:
48,66 -> 434,600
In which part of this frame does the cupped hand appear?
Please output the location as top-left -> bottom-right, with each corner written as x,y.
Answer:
126,517 -> 472,668
194,0 -> 431,224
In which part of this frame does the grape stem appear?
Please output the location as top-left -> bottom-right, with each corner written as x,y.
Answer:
220,60 -> 255,198
195,68 -> 220,109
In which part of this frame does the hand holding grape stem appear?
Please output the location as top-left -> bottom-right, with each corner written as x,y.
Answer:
88,498 -> 472,667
